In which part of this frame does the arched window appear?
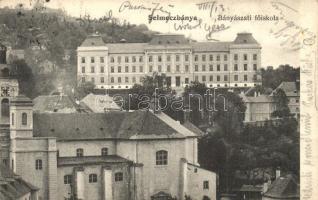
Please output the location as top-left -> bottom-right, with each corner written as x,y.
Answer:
1,98 -> 9,118
76,148 -> 84,157
35,159 -> 42,170
22,113 -> 27,125
101,148 -> 108,156
89,174 -> 97,183
115,172 -> 123,182
156,150 -> 168,165
64,175 -> 72,184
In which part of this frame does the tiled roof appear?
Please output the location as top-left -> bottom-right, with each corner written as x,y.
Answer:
57,155 -> 130,166
182,121 -> 204,136
80,93 -> 121,112
149,34 -> 189,45
106,43 -> 147,53
0,164 -> 38,199
263,176 -> 299,199
33,110 -> 195,140
80,34 -> 106,47
241,94 -> 275,103
33,95 -> 78,113
233,32 -> 259,44
239,184 -> 263,192
273,82 -> 300,97
192,42 -> 232,52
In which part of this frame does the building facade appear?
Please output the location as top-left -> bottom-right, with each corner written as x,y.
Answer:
240,93 -> 276,123
77,33 -> 262,89
5,95 -> 216,200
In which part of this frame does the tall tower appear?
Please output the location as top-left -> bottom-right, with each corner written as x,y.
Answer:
9,95 -> 58,200
9,95 -> 34,139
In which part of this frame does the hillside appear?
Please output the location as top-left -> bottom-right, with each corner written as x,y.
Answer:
0,5 -> 157,97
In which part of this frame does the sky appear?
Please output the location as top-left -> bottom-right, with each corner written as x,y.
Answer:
0,0 -> 317,68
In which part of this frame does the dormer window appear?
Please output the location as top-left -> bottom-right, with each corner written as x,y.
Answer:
22,113 -> 27,126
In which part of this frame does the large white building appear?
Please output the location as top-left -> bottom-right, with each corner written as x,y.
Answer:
77,32 -> 262,89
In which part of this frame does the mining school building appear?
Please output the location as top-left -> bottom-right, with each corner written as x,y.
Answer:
77,32 -> 262,89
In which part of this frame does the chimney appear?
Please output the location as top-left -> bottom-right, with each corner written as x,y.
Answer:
151,98 -> 161,114
183,105 -> 191,123
254,91 -> 257,97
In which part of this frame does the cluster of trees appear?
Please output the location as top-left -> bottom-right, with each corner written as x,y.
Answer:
122,73 -> 299,192
261,65 -> 300,89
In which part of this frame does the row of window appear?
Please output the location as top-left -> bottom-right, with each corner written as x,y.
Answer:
81,63 -> 258,74
82,65 -> 145,73
194,64 -> 257,72
194,74 -> 256,82
82,76 -> 143,84
74,149 -> 167,166
82,73 -> 256,85
81,53 -> 258,64
81,57 -> 105,64
76,148 -> 108,157
11,112 -> 28,126
63,172 -> 123,184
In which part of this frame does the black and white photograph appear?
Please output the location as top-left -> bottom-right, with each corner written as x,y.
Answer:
0,0 -> 317,199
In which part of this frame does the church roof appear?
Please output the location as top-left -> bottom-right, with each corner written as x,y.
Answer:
33,110 -> 198,140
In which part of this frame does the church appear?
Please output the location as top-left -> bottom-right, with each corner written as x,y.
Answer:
3,96 -> 217,200
0,43 -> 217,200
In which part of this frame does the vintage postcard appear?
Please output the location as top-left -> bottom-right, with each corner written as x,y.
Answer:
0,0 -> 316,199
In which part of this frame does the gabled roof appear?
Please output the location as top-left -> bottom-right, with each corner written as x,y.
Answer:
272,82 -> 300,97
33,110 -> 197,140
33,95 -> 78,113
182,121 -> 205,136
0,164 -> 38,199
80,93 -> 121,112
263,176 -> 299,199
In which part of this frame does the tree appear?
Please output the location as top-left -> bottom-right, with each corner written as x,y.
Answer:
261,65 -> 300,89
272,88 -> 291,118
11,59 -> 36,98
75,81 -> 95,99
